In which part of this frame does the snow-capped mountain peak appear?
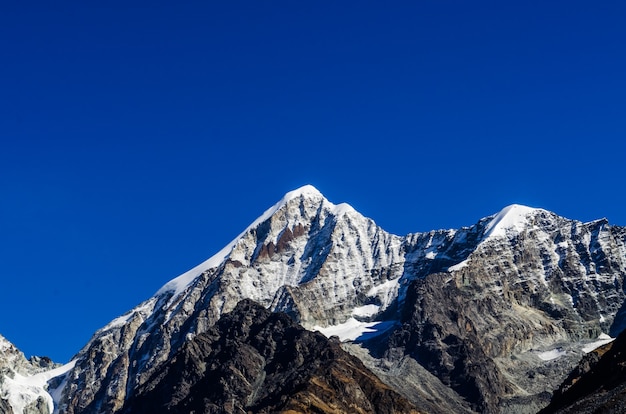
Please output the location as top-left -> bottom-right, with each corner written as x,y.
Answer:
483,203 -> 542,239
156,185 -> 354,297
280,184 -> 323,200
47,188 -> 626,414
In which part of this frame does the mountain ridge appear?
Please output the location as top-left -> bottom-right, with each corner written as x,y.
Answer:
2,185 -> 626,413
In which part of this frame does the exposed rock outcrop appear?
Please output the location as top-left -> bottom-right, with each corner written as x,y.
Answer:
0,334 -> 59,414
379,209 -> 626,413
121,299 -> 421,414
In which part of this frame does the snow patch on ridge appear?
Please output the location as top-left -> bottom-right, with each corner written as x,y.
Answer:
332,202 -> 356,217
448,259 -> 469,272
313,318 -> 396,342
582,333 -> 614,353
99,300 -> 156,333
1,360 -> 76,414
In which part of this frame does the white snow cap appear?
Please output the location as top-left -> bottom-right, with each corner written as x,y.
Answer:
483,204 -> 541,239
156,185 -> 347,296
281,184 -> 323,201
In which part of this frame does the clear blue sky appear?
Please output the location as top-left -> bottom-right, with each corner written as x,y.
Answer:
1,1 -> 624,362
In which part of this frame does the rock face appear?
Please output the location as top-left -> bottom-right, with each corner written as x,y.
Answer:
121,299 -> 421,414
0,334 -> 58,414
540,329 -> 626,414
380,208 -> 626,413
57,186 -> 409,414
48,186 -> 626,413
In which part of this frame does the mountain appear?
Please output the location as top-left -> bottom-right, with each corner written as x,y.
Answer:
2,185 -> 626,413
378,206 -> 626,413
0,334 -> 72,414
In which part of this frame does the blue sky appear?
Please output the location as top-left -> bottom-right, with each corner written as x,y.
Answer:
1,1 -> 625,362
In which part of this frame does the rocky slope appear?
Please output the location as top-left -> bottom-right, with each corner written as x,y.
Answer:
375,207 -> 626,413
0,334 -> 67,414
5,185 -> 626,413
539,328 -> 626,414
57,185 -> 411,414
121,299 -> 421,414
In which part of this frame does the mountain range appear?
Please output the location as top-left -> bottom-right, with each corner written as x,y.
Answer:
2,185 -> 626,413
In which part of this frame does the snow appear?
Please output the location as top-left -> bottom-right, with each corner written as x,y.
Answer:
313,318 -> 396,342
352,304 -> 380,317
102,313 -> 133,331
332,202 -> 356,217
582,333 -> 614,353
1,360 -> 76,414
483,204 -> 540,239
537,348 -> 567,361
448,259 -> 469,272
99,300 -> 155,333
367,278 -> 400,297
557,241 -> 569,249
157,185 -> 333,296
155,238 -> 241,297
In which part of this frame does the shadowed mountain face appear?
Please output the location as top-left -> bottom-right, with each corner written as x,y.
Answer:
121,299 -> 421,414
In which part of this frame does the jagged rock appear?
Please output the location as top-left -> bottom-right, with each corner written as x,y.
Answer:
58,186 -> 409,414
50,187 -> 626,413
540,328 -> 626,414
0,334 -> 62,414
379,208 -> 626,413
121,299 -> 421,414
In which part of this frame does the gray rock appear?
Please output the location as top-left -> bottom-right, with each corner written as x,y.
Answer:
51,189 -> 626,413
121,299 -> 420,414
0,334 -> 60,414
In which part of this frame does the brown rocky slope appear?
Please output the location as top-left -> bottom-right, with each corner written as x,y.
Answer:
121,299 -> 421,414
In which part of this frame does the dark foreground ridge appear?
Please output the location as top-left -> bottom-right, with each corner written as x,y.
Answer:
540,328 -> 626,414
122,299 -> 421,414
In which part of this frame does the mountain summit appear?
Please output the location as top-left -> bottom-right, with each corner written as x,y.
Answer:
2,187 -> 626,413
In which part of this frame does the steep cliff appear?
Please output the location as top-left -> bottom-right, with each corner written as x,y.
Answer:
379,207 -> 626,413
47,186 -> 626,413
121,299 -> 421,414
0,334 -> 72,414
